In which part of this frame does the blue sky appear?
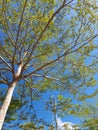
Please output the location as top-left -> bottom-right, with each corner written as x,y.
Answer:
0,0 -> 98,129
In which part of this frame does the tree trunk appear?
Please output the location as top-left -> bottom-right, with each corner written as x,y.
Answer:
0,62 -> 22,129
0,82 -> 17,130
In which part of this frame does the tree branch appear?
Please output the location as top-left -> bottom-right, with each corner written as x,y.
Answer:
16,0 -> 28,44
70,34 -> 98,53
25,74 -> 59,81
0,55 -> 12,70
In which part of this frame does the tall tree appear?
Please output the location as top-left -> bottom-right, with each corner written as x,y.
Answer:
0,0 -> 98,129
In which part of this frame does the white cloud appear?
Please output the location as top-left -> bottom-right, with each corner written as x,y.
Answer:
57,117 -> 65,130
57,118 -> 79,130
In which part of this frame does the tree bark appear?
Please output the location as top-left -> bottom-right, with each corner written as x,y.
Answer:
0,62 -> 22,130
0,82 -> 17,130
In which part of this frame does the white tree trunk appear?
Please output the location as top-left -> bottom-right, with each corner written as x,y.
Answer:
0,63 -> 22,130
0,82 -> 17,130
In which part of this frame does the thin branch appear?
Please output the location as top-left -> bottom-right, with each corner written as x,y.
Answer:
0,80 -> 7,85
26,74 -> 59,81
0,76 -> 9,85
64,0 -> 74,6
0,68 -> 11,72
0,55 -> 12,70
2,1 -> 16,47
16,0 -> 28,44
70,34 -> 98,53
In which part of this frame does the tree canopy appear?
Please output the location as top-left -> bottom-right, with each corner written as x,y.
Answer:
0,0 -> 98,129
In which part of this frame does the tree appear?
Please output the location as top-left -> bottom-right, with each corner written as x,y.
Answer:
81,103 -> 98,130
82,117 -> 98,130
0,0 -> 98,129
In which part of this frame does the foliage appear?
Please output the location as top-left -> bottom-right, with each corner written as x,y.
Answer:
0,0 -> 98,129
82,118 -> 98,130
82,103 -> 98,130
